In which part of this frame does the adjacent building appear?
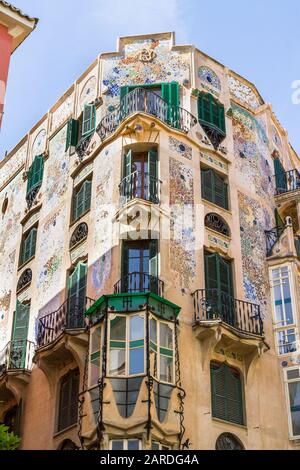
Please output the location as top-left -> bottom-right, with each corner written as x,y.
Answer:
0,32 -> 300,450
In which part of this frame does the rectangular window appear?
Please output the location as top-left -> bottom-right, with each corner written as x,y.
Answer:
285,367 -> 300,439
110,439 -> 141,450
270,266 -> 298,356
151,441 -> 170,450
67,261 -> 87,328
89,326 -> 102,387
19,226 -> 37,267
201,168 -> 228,210
82,104 -> 96,137
149,316 -> 174,384
72,178 -> 92,222
58,368 -> 79,432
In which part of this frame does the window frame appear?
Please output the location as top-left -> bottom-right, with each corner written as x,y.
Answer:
269,264 -> 298,357
56,368 -> 80,433
108,313 -> 146,378
88,325 -> 102,388
149,315 -> 175,385
201,166 -> 229,211
19,224 -> 38,268
109,438 -> 142,450
284,366 -> 300,440
71,176 -> 93,225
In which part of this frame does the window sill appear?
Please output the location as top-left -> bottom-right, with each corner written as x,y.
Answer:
18,256 -> 35,272
69,209 -> 91,228
212,417 -> 247,430
202,198 -> 231,215
53,423 -> 78,439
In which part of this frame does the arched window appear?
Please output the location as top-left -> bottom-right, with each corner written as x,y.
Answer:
70,223 -> 88,249
210,362 -> 245,425
17,269 -> 32,293
57,368 -> 79,432
205,213 -> 230,237
215,433 -> 244,450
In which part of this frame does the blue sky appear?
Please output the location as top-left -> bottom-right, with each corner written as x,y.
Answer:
1,0 -> 300,157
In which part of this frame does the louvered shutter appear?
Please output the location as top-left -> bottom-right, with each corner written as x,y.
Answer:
83,180 -> 92,213
26,156 -> 44,195
198,93 -> 211,123
73,180 -> 91,221
162,82 -> 179,127
219,256 -> 234,325
67,262 -> 87,328
226,367 -> 244,425
11,301 -> 30,369
274,157 -> 287,192
211,364 -> 227,421
82,104 -> 96,137
65,119 -> 79,151
58,370 -> 79,431
120,86 -> 130,118
214,172 -> 228,210
201,169 -> 214,203
148,148 -> 158,203
204,252 -> 219,290
21,227 -> 37,265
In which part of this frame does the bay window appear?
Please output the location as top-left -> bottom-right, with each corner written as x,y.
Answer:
89,326 -> 102,387
284,367 -> 300,439
150,317 -> 174,384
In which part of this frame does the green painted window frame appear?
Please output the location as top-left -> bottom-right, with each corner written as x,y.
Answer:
72,178 -> 92,223
19,226 -> 37,267
26,155 -> 44,197
210,362 -> 245,425
198,92 -> 226,134
149,315 -> 174,384
201,168 -> 228,210
65,118 -> 79,151
82,104 -> 96,137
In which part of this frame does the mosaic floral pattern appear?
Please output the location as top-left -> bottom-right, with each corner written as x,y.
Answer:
102,38 -> 190,109
238,192 -> 273,316
199,151 -> 227,171
232,103 -> 274,198
46,124 -> 69,207
51,93 -> 74,131
169,157 -> 196,289
198,66 -> 221,90
0,142 -> 27,189
168,136 -> 192,160
80,75 -> 97,109
229,76 -> 261,110
32,128 -> 47,157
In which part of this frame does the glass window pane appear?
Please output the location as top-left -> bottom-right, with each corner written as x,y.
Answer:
150,318 -> 157,344
287,369 -> 300,380
128,440 -> 140,450
90,359 -> 100,386
151,441 -> 160,450
160,323 -> 173,349
111,440 -> 124,450
91,327 -> 101,353
110,316 -> 126,341
289,382 -> 300,437
160,355 -> 173,383
129,348 -> 144,375
109,349 -> 126,375
277,330 -> 297,355
130,316 -> 144,341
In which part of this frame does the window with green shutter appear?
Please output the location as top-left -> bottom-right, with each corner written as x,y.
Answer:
210,362 -> 245,425
19,226 -> 37,266
273,157 -> 287,193
72,179 -> 92,222
26,155 -> 44,206
201,168 -> 228,210
10,301 -> 30,369
82,104 -> 96,137
67,261 -> 87,329
65,118 -> 79,151
198,92 -> 226,150
57,368 -> 79,432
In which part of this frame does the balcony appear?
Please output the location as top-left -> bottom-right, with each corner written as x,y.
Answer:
114,272 -> 164,297
193,289 -> 263,337
37,297 -> 94,349
97,87 -> 197,141
119,171 -> 161,205
0,340 -> 35,376
274,169 -> 300,196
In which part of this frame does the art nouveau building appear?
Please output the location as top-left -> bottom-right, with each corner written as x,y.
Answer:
0,32 -> 300,451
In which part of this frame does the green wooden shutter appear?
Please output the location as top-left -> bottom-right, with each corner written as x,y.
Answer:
148,148 -> 158,202
274,157 -> 287,192
198,93 -> 225,134
162,82 -> 179,127
211,363 -> 244,425
83,180 -> 92,214
204,252 -> 219,291
67,262 -> 87,328
58,369 -> 79,431
201,169 -> 214,203
21,227 -> 37,265
275,208 -> 285,231
73,180 -> 91,221
26,156 -> 44,195
120,86 -> 130,118
204,252 -> 233,319
214,172 -> 228,210
65,119 -> 79,151
11,301 -> 30,369
82,104 -> 96,137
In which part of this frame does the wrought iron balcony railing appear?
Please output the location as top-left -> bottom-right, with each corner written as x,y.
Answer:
265,225 -> 286,257
114,272 -> 164,297
37,297 -> 94,349
193,288 -> 263,336
274,169 -> 300,195
119,170 -> 161,205
0,340 -> 35,376
97,87 -> 198,141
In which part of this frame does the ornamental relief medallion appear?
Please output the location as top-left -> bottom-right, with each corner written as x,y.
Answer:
138,48 -> 157,63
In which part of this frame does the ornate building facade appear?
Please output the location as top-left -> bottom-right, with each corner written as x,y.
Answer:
0,32 -> 300,450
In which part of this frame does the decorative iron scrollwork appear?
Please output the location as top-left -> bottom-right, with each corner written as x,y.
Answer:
70,223 -> 88,249
76,134 -> 93,161
26,184 -> 41,209
205,213 -> 230,237
17,268 -> 32,293
216,433 -> 244,450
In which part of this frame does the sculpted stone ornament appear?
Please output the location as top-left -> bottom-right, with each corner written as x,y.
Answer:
138,48 -> 157,63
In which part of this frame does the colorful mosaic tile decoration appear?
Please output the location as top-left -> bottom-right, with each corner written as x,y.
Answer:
200,151 -> 227,172
198,66 -> 221,91
169,136 -> 192,160
229,76 -> 261,110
